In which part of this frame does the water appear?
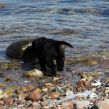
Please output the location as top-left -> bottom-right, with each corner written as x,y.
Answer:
0,0 -> 109,61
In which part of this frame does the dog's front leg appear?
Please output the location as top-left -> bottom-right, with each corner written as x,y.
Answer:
56,57 -> 65,71
39,59 -> 46,72
46,60 -> 56,76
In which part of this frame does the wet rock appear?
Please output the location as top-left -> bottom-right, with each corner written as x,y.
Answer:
50,92 -> 61,99
88,104 -> 99,109
66,89 -> 73,96
24,69 -> 43,78
82,59 -> 98,65
26,90 -> 42,101
97,99 -> 109,109
42,87 -> 48,92
4,97 -> 14,105
89,93 -> 98,99
76,80 -> 88,92
18,93 -> 27,100
62,101 -> 74,109
57,105 -> 63,109
91,80 -> 102,87
105,87 -> 109,95
32,102 -> 41,109
76,100 -> 90,109
25,85 -> 35,92
0,100 -> 4,105
0,83 -> 6,89
26,107 -> 35,109
0,3 -> 6,8
45,83 -> 54,88
6,39 -> 33,59
4,76 -> 13,82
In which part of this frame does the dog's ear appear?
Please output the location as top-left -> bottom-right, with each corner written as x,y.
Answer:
57,41 -> 73,48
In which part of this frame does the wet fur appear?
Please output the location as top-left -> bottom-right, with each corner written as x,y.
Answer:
23,37 -> 73,76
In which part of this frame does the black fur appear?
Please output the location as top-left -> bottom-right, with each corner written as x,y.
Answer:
23,37 -> 73,76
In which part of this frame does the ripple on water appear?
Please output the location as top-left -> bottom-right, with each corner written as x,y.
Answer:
0,0 -> 109,61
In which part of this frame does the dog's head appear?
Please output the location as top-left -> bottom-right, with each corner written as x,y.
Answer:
31,37 -> 73,72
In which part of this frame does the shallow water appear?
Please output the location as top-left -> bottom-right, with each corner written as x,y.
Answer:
0,0 -> 109,61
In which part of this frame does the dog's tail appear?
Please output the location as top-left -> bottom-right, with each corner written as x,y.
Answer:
58,41 -> 73,48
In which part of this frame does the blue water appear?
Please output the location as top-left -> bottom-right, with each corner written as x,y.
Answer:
0,0 -> 109,61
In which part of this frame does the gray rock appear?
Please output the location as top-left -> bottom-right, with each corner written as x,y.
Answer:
6,39 -> 33,60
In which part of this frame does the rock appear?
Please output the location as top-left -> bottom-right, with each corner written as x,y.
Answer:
0,100 -> 4,105
26,90 -> 42,101
34,88 -> 42,94
25,85 -> 35,91
42,87 -> 48,92
6,39 -> 33,59
57,105 -> 63,109
32,102 -> 41,109
89,93 -> 98,99
82,59 -> 98,65
88,104 -> 99,109
76,80 -> 87,92
66,89 -> 73,96
45,83 -> 54,88
24,69 -> 43,78
76,100 -> 90,109
0,83 -> 6,88
4,97 -> 14,105
4,76 -> 13,82
26,107 -> 35,109
62,101 -> 74,109
105,87 -> 109,94
50,92 -> 61,99
97,99 -> 109,109
18,93 -> 27,100
91,80 -> 102,87
0,3 -> 6,9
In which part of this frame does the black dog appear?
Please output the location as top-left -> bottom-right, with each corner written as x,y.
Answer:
6,37 -> 73,76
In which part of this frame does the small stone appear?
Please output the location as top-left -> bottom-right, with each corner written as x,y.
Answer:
76,100 -> 90,109
45,83 -> 54,88
26,107 -> 35,109
0,83 -> 6,88
34,88 -> 42,94
105,87 -> 109,94
62,101 -> 74,109
18,93 -> 27,100
66,89 -> 73,96
0,3 -> 6,9
88,104 -> 99,109
57,105 -> 63,109
4,97 -> 14,105
26,85 -> 35,91
76,80 -> 86,92
97,100 -> 109,109
89,93 -> 98,99
42,87 -> 48,92
0,100 -> 4,105
4,76 -> 13,82
24,69 -> 43,78
32,102 -> 41,109
50,92 -> 61,99
91,80 -> 102,87
26,90 -> 42,101
83,59 -> 98,65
